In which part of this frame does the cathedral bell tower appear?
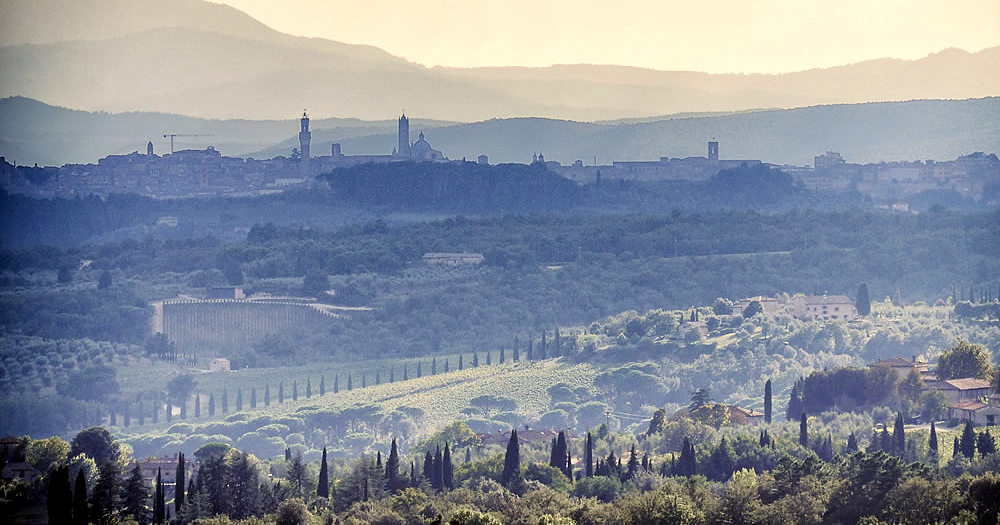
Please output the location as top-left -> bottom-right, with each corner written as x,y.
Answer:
299,110 -> 311,167
397,112 -> 411,158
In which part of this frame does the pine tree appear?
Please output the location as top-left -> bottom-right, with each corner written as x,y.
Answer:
317,447 -> 329,498
764,379 -> 772,424
585,432 -> 594,477
122,462 -> 149,523
175,452 -> 186,515
502,430 -> 520,487
288,451 -> 306,498
385,439 -> 400,493
960,421 -> 976,458
799,412 -> 808,447
626,444 -> 639,480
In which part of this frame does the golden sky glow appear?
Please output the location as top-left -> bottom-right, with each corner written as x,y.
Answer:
214,0 -> 1000,73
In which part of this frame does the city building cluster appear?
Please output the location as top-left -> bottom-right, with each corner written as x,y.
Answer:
1,110 -> 998,205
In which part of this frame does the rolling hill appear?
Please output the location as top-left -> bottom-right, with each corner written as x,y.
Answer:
5,96 -> 997,167
1,0 -> 998,122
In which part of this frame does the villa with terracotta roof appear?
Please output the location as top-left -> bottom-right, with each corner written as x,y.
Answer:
728,405 -> 765,426
924,377 -> 993,405
948,400 -> 1000,426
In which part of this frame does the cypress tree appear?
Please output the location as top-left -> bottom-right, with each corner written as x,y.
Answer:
320,376 -> 325,396
444,359 -> 449,373
124,403 -> 131,427
265,385 -> 270,406
317,447 -> 329,498
138,401 -> 144,426
110,406 -> 117,426
549,437 -> 560,468
279,382 -> 285,402
417,362 -> 422,377
390,368 -> 395,383
385,439 -> 400,493
500,347 -> 506,364
222,390 -> 228,414
362,374 -> 367,388
527,339 -> 533,361
677,438 -> 696,476
473,353 -> 479,367
432,357 -> 437,374
513,337 -> 520,362
175,452 -> 186,515
856,283 -> 871,316
423,450 -> 433,481
166,400 -> 172,422
250,388 -> 257,408
502,430 -> 520,487
443,443 -> 454,490
846,432 -> 858,453
465,447 -> 471,463
540,331 -> 547,359
960,421 -> 976,458
763,379 -> 772,424
953,437 -> 960,458
179,399 -> 187,419
556,431 -> 568,474
626,444 -> 639,480
977,431 -> 996,457
403,366 -> 408,380
236,388 -> 243,411
333,376 -> 339,394
195,394 -> 201,417
459,355 -> 463,370
347,375 -> 353,391
293,382 -> 298,401
73,468 -> 89,525
892,412 -> 905,456
152,468 -> 164,524
799,412 -> 808,447
307,379 -> 312,398
47,465 -> 72,524
554,327 -> 561,356
208,393 -> 215,416
928,421 -> 938,460
432,446 -> 443,490
486,351 -> 492,365
410,461 -> 416,487
585,432 -> 594,477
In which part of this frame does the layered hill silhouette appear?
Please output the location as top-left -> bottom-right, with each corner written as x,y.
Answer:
4,96 -> 998,167
1,0 -> 998,122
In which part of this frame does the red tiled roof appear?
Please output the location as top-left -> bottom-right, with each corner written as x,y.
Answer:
943,378 -> 992,390
949,400 -> 987,411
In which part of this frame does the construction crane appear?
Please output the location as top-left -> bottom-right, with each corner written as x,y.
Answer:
162,133 -> 214,154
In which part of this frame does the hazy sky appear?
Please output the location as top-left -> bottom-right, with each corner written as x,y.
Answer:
214,0 -> 1000,73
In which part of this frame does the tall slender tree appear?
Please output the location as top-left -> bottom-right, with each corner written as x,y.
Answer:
502,430 -> 520,487
152,468 -> 164,524
73,467 -> 89,525
265,385 -> 270,406
892,412 -> 905,456
91,461 -> 120,523
175,452 -> 186,514
443,443 -> 454,490
928,420 -> 939,461
385,439 -> 400,493
960,421 -> 976,458
317,447 -> 329,499
764,379 -> 773,424
47,465 -> 73,524
856,283 -> 872,316
585,432 -> 594,478
799,412 -> 809,447
122,462 -> 149,523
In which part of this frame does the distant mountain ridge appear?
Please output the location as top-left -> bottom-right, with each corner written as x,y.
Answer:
3,96 -> 998,167
0,0 -> 998,121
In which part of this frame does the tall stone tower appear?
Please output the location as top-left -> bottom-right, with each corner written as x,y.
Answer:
397,112 -> 411,158
299,110 -> 311,165
708,140 -> 719,162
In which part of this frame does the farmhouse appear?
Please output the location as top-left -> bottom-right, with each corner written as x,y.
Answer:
948,400 -> 1000,426
728,405 -> 765,426
210,357 -> 231,372
924,377 -> 993,405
